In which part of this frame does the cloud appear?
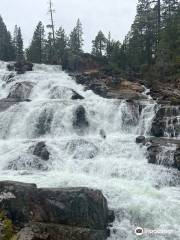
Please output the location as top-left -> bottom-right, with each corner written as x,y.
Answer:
0,0 -> 138,52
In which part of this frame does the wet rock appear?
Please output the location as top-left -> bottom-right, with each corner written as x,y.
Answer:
17,223 -> 107,240
6,154 -> 48,171
89,83 -> 108,98
108,210 -> 115,223
33,142 -> 50,161
136,136 -> 145,144
75,73 -> 146,100
35,108 -> 54,136
14,61 -> 33,74
66,139 -> 99,159
118,80 -> 145,93
71,90 -> 84,100
7,61 -> 33,74
147,144 -> 161,164
151,105 -> 180,137
2,72 -> 15,84
7,63 -> 14,71
141,137 -> 180,170
8,82 -> 34,100
122,101 -> 140,126
174,147 -> 180,171
73,106 -> 89,134
100,129 -> 106,139
0,98 -> 31,113
0,98 -> 19,112
0,181 -> 111,240
50,86 -> 84,100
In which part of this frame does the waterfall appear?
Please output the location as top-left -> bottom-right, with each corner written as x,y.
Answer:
0,61 -> 180,240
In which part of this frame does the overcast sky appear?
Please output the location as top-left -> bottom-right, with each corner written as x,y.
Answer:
1,0 -> 138,52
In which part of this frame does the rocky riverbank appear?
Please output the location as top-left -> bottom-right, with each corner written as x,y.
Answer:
73,71 -> 147,101
0,181 -> 113,240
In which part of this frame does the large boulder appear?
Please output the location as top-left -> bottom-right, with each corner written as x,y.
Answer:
8,82 -> 34,100
33,142 -> 50,161
73,106 -> 89,135
0,181 -> 112,240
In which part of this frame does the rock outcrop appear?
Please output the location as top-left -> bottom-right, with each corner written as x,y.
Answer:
151,105 -> 180,137
0,181 -> 113,240
74,72 -> 146,100
0,81 -> 34,112
8,81 -> 34,100
136,136 -> 180,170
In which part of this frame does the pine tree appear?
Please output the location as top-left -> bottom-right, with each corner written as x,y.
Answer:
44,32 -> 54,64
92,31 -> 107,57
6,31 -> 15,61
162,0 -> 179,23
121,0 -> 158,70
157,1 -> 180,65
55,27 -> 68,64
15,27 -> 24,61
69,19 -> 83,54
0,15 -> 15,61
106,32 -> 113,58
26,22 -> 45,63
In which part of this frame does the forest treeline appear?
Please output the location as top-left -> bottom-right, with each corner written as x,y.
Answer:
0,0 -> 179,81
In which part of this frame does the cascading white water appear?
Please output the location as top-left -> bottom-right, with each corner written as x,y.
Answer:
0,61 -> 180,240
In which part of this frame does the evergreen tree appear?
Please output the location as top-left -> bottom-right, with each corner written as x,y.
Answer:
26,22 -> 45,63
92,31 -> 107,57
69,19 -> 83,54
55,27 -> 68,64
13,25 -> 19,57
44,32 -> 54,64
6,31 -> 15,60
157,1 -> 180,65
106,32 -> 113,58
15,27 -> 24,61
162,0 -> 179,23
0,15 -> 15,61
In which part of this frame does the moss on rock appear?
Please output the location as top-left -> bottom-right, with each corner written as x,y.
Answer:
0,212 -> 17,240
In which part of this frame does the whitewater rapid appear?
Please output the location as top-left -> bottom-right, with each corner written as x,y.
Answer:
0,61 -> 180,240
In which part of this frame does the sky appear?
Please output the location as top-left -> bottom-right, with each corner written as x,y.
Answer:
0,0 -> 138,52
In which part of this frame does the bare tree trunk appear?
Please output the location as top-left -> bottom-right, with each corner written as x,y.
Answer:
48,0 -> 57,63
157,0 -> 161,43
